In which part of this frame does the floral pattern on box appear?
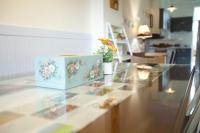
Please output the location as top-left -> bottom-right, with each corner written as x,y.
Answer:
35,55 -> 103,89
67,60 -> 82,79
86,60 -> 102,80
39,60 -> 57,80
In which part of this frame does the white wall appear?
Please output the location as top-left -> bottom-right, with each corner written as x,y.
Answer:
151,0 -> 160,33
160,0 -> 200,17
0,0 -> 99,78
159,0 -> 200,46
104,0 -> 123,26
0,0 -> 125,78
122,0 -> 152,52
0,0 -> 92,33
90,0 -> 105,51
122,0 -> 152,38
0,25 -> 92,78
0,0 -> 125,52
192,7 -> 200,67
90,0 -> 124,51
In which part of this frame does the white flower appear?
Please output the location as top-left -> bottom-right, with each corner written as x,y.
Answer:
96,60 -> 101,66
75,62 -> 80,70
90,70 -> 95,79
49,64 -> 55,73
104,46 -> 109,53
43,60 -> 49,66
43,67 -> 50,79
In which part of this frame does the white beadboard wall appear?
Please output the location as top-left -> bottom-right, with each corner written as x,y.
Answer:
0,25 -> 93,79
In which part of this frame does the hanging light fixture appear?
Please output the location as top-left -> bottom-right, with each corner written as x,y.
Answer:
167,4 -> 177,12
167,0 -> 177,12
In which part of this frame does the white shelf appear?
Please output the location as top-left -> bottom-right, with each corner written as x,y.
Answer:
106,22 -> 132,63
115,40 -> 129,44
114,55 -> 131,61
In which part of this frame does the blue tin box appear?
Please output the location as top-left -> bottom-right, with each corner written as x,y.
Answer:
35,55 -> 103,89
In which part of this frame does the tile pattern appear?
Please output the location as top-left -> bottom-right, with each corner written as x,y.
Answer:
0,111 -> 23,125
33,104 -> 79,120
38,123 -> 73,133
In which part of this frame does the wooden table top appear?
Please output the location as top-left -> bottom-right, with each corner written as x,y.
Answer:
113,64 -> 191,133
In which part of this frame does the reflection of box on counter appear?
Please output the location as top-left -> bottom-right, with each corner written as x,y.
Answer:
35,55 -> 103,89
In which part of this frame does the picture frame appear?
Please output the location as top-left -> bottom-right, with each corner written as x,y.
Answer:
149,14 -> 153,28
110,0 -> 119,10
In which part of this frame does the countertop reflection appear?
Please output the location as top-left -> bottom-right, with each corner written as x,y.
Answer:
112,63 -> 191,133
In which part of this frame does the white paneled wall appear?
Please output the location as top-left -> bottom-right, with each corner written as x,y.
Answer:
0,25 -> 92,79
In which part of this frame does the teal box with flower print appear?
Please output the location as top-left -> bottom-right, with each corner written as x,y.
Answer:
35,55 -> 103,89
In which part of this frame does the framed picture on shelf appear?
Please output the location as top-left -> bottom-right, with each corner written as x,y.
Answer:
110,0 -> 119,10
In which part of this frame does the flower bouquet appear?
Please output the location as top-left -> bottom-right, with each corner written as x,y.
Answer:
97,38 -> 117,74
97,38 -> 117,62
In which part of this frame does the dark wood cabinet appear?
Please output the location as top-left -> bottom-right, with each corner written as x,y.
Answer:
159,8 -> 164,29
170,17 -> 192,32
174,48 -> 191,64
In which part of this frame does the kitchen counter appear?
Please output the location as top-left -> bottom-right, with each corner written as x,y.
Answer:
148,45 -> 191,52
146,38 -> 191,51
0,63 -> 191,133
145,42 -> 191,64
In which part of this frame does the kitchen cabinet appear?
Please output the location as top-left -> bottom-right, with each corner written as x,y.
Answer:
174,48 -> 191,64
145,40 -> 191,64
170,17 -> 192,32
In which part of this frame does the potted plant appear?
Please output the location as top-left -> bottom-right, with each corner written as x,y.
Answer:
97,38 -> 117,74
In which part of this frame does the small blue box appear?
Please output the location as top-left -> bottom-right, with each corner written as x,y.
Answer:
35,55 -> 103,89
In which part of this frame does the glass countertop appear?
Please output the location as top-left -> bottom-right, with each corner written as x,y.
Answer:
0,63 -> 191,133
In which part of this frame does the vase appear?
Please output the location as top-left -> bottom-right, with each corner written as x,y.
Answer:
104,74 -> 113,86
103,62 -> 113,75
